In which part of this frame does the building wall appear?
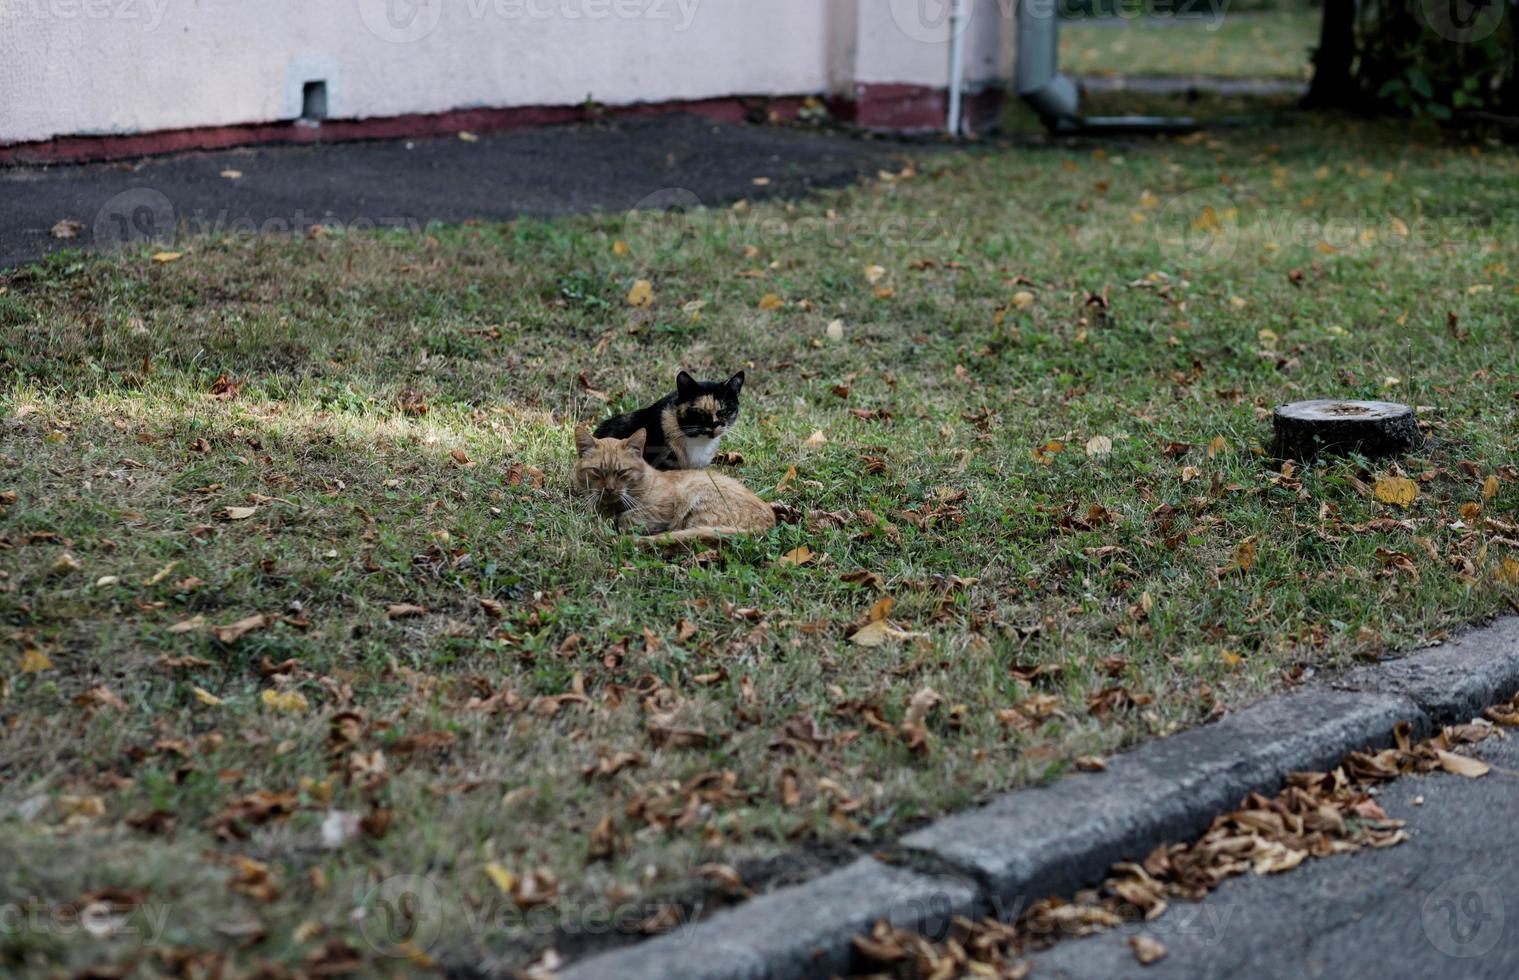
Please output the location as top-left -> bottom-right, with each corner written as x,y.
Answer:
0,0 -> 1015,150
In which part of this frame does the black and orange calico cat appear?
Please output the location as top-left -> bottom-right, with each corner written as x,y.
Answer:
594,370 -> 743,470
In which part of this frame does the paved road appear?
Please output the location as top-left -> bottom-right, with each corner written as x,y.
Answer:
1030,733 -> 1519,979
0,114 -> 918,269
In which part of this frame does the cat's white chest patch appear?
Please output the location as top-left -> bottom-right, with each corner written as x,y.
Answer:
681,436 -> 722,468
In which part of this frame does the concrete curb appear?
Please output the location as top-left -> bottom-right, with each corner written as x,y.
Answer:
559,618 -> 1519,980
557,858 -> 980,980
1336,615 -> 1519,725
894,690 -> 1418,914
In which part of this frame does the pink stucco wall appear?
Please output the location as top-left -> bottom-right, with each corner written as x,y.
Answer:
0,0 -> 1015,148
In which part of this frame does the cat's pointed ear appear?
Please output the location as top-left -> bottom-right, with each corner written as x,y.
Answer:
574,426 -> 597,456
675,371 -> 698,397
725,370 -> 745,395
624,428 -> 648,454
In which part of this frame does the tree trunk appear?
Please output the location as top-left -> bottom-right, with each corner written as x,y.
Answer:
1272,400 -> 1421,460
1304,0 -> 1358,108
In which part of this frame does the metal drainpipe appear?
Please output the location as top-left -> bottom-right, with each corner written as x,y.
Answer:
946,0 -> 970,136
1016,0 -> 1199,135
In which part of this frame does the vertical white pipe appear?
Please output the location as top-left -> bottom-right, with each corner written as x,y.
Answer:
946,0 -> 970,136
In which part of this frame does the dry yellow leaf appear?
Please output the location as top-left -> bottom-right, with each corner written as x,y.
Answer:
612,240 -> 629,256
483,862 -> 517,895
1129,936 -> 1168,965
20,648 -> 52,673
1207,435 -> 1230,458
758,293 -> 785,310
223,506 -> 258,520
1483,475 -> 1500,500
60,795 -> 106,819
1033,440 -> 1063,465
387,603 -> 428,620
1374,476 -> 1419,508
1085,435 -> 1113,457
1011,290 -> 1035,308
151,251 -> 183,263
776,546 -> 813,567
864,264 -> 887,284
168,614 -> 206,634
261,689 -> 309,713
1498,558 -> 1519,586
1234,539 -> 1257,572
50,552 -> 83,576
903,687 -> 942,726
849,619 -> 895,647
1437,750 -> 1490,778
868,596 -> 895,622
803,430 -> 827,447
214,614 -> 268,643
193,687 -> 224,706
143,560 -> 179,586
626,279 -> 654,307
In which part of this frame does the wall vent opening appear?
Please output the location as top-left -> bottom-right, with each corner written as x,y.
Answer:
301,81 -> 328,122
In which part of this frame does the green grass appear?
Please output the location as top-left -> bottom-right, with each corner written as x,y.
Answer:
1060,9 -> 1320,79
2,108 -> 1518,975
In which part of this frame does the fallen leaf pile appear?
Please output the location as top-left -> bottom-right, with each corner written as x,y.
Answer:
854,713 -> 1509,977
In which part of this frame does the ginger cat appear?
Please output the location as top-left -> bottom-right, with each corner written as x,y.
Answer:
574,427 -> 775,543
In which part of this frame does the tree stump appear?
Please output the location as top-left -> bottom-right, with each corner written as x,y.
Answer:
1272,400 -> 1420,460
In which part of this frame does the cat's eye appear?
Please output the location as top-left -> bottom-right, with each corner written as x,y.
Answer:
614,469 -> 631,480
